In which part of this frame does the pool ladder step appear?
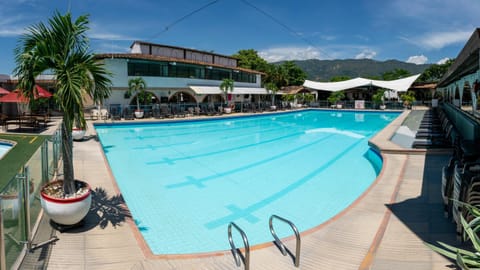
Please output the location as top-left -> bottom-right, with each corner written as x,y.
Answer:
227,214 -> 301,270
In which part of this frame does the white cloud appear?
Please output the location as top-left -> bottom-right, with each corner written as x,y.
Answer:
355,49 -> 377,59
406,55 -> 428,65
436,57 -> 450,65
258,46 -> 323,62
412,30 -> 471,50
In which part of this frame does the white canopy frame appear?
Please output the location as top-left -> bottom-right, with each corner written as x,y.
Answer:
303,74 -> 421,92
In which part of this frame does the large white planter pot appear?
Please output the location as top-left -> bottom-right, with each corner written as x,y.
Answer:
40,180 -> 92,225
270,105 -> 277,111
72,128 -> 86,141
379,105 -> 386,110
224,107 -> 232,114
1,184 -> 34,221
336,104 -> 343,109
134,110 -> 144,118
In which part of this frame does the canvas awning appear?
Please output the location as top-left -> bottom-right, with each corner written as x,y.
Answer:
189,85 -> 268,95
303,74 -> 421,92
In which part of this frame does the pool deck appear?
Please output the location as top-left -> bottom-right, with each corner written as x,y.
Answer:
22,108 -> 461,269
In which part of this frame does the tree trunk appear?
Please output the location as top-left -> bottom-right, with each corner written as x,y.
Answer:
62,121 -> 76,195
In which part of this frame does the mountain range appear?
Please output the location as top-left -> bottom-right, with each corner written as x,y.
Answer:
287,59 -> 430,81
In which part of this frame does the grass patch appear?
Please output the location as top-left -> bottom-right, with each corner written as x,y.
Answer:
0,134 -> 49,190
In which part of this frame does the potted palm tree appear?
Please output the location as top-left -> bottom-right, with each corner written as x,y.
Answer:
220,78 -> 234,113
14,12 -> 112,226
328,91 -> 345,109
127,77 -> 147,118
372,89 -> 386,109
401,91 -> 416,109
265,82 -> 278,110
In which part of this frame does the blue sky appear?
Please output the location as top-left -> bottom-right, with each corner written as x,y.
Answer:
0,0 -> 478,75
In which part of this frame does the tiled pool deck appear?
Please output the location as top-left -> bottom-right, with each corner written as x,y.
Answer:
22,109 -> 462,269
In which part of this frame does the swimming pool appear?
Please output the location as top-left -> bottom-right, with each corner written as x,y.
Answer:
0,142 -> 13,160
95,110 -> 399,254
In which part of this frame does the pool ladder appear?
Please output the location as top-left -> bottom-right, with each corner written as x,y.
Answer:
228,214 -> 301,270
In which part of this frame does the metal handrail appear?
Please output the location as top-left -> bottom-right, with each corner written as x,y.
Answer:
228,222 -> 250,270
269,214 -> 301,267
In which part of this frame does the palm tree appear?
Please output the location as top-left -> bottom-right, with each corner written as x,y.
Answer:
265,82 -> 279,106
220,78 -> 234,106
14,12 -> 112,195
127,77 -> 147,112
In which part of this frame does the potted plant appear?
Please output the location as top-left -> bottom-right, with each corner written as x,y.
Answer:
400,91 -> 416,109
327,91 -> 345,109
265,82 -> 278,110
303,93 -> 315,107
281,94 -> 295,108
14,12 -> 112,226
127,77 -> 147,118
372,89 -> 386,109
220,78 -> 234,113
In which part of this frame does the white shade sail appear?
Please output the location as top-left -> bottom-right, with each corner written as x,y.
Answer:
303,74 -> 421,92
189,85 -> 268,95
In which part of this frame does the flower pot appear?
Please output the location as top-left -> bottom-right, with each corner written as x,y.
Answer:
134,110 -> 144,118
336,104 -> 343,109
1,182 -> 34,221
224,107 -> 232,114
379,104 -> 386,110
270,105 -> 277,111
40,180 -> 92,225
72,128 -> 86,141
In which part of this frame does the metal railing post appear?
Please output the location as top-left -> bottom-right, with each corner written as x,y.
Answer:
0,197 -> 6,270
21,167 -> 31,250
41,140 -> 49,183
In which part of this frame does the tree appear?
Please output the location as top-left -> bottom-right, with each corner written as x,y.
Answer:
418,59 -> 454,82
127,77 -> 147,112
264,61 -> 307,88
330,76 -> 351,82
281,61 -> 307,86
14,12 -> 112,195
232,49 -> 269,72
220,78 -> 234,106
381,68 -> 411,80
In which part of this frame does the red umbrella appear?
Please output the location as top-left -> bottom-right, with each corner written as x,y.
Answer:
0,87 -> 9,95
0,85 -> 52,103
34,85 -> 53,98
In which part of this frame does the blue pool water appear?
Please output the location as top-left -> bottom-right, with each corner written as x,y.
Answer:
95,110 -> 399,254
0,142 -> 13,159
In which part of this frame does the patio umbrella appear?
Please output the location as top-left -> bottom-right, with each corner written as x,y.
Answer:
0,85 -> 52,103
0,85 -> 53,115
0,87 -> 9,95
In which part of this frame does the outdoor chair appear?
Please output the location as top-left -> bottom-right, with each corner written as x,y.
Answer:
160,104 -> 173,118
100,109 -> 109,120
91,109 -> 99,120
123,107 -> 134,120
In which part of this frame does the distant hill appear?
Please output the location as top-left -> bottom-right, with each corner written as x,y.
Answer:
280,59 -> 430,81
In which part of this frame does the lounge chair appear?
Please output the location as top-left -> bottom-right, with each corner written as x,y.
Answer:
160,104 -> 173,118
123,107 -> 134,120
100,108 -> 109,120
91,109 -> 99,120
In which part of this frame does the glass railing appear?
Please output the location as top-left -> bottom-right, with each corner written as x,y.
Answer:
0,129 -> 61,270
